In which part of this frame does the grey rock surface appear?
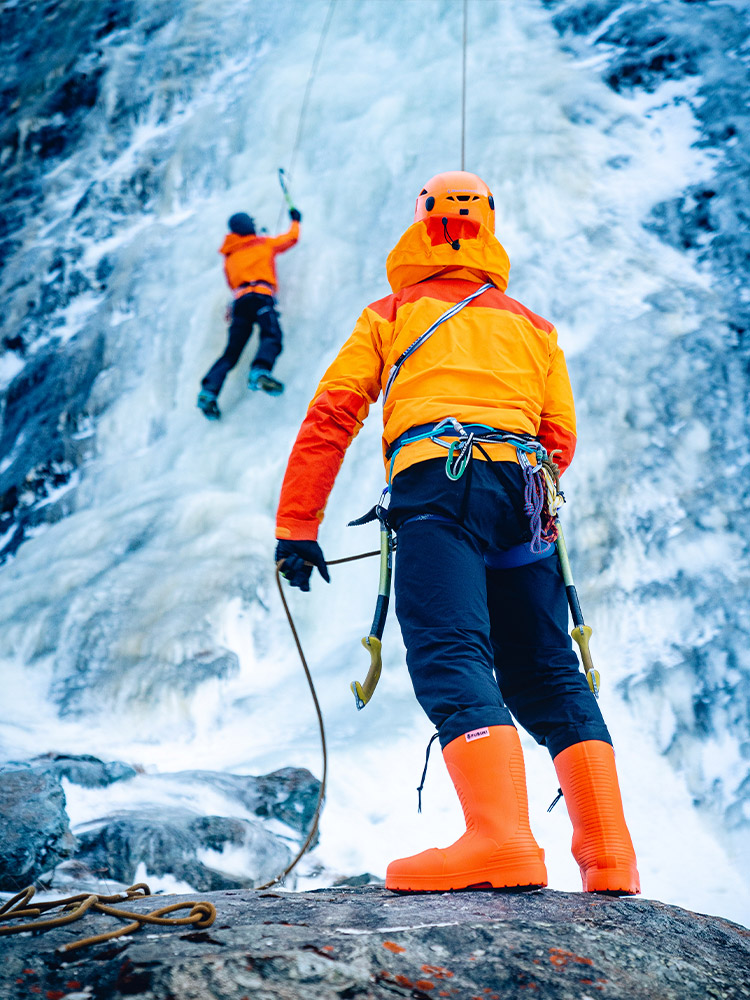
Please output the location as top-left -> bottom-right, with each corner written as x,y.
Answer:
74,807 -> 292,891
0,766 -> 75,888
0,755 -> 320,894
0,886 -> 747,1000
30,752 -> 139,788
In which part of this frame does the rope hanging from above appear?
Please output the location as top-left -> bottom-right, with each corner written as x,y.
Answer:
276,0 -> 337,228
461,0 -> 468,170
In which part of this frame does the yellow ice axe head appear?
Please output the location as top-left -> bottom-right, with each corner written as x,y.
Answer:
351,635 -> 383,710
571,623 -> 600,697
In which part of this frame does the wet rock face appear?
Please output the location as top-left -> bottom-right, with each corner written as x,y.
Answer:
30,752 -> 138,788
74,808 -> 292,892
0,0 -> 200,562
0,0 -> 121,562
0,886 -> 748,1000
0,766 -> 75,887
0,754 -> 320,893
0,330 -> 103,561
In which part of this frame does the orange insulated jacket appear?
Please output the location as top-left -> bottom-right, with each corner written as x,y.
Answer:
276,216 -> 576,541
220,220 -> 300,296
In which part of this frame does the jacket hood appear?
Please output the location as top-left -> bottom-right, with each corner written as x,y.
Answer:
219,232 -> 262,256
385,217 -> 510,293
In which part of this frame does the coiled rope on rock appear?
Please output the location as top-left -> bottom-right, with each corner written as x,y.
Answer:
0,883 -> 216,952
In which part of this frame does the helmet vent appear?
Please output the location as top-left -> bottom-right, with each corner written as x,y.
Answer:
425,196 -> 435,211
456,195 -> 471,201
420,189 -> 428,195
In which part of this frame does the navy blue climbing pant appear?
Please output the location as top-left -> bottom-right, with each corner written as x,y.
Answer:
389,458 -> 611,757
201,292 -> 283,395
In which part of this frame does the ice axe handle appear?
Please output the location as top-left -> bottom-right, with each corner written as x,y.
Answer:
278,167 -> 295,211
556,524 -> 600,698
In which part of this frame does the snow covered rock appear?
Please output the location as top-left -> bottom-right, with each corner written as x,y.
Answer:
0,755 -> 320,893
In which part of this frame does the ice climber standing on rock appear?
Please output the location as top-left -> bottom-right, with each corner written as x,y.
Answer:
197,206 -> 301,419
274,171 -> 640,895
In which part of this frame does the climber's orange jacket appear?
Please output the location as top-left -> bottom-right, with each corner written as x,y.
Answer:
220,220 -> 300,297
276,215 -> 576,541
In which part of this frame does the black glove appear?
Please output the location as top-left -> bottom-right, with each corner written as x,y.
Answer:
275,539 -> 329,592
289,207 -> 302,223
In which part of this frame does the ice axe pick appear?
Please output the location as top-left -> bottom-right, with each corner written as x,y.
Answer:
351,519 -> 393,709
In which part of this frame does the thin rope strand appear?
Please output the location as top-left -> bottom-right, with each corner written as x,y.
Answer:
276,0 -> 337,228
257,548 -> 379,889
461,0 -> 467,169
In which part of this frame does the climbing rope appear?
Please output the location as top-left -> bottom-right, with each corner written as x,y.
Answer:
461,0 -> 468,169
276,0 -> 337,228
0,883 -> 216,952
259,549 -> 379,890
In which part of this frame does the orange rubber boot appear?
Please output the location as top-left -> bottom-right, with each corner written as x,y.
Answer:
553,740 -> 640,895
386,725 -> 547,892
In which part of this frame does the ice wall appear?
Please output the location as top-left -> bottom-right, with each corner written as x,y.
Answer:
0,0 -> 748,923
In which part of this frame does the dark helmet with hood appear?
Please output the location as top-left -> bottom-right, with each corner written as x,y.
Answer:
228,212 -> 256,236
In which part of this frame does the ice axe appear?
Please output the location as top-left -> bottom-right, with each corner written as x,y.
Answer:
555,520 -> 600,697
278,167 -> 297,212
348,514 -> 394,709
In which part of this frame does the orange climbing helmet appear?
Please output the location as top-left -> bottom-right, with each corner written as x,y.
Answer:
414,170 -> 495,233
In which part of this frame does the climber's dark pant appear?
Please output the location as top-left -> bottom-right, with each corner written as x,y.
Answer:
390,459 -> 611,755
201,292 -> 283,395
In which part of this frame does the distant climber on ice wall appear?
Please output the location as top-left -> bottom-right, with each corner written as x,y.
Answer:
274,170 -> 640,896
197,206 -> 301,419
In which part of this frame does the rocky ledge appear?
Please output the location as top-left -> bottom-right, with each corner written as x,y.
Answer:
1,885 -> 748,1000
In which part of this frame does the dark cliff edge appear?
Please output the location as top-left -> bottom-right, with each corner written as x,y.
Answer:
1,886 -> 748,1000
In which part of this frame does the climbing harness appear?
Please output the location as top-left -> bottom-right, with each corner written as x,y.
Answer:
0,883 -> 215,952
386,417 -> 563,555
556,521 -> 600,698
383,283 -> 492,404
234,278 -> 276,299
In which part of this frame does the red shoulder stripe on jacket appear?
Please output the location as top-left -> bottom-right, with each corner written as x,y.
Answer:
367,279 -> 554,335
538,419 -> 576,475
276,388 -> 371,540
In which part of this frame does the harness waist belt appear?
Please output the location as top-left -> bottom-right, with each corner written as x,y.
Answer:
385,422 -> 537,461
234,280 -> 276,298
